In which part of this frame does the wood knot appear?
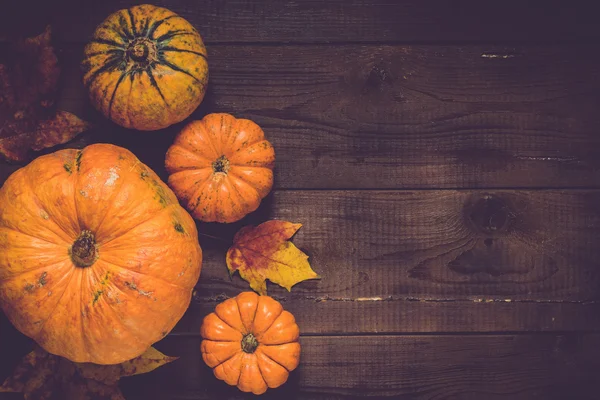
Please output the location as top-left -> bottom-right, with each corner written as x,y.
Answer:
363,63 -> 393,93
465,194 -> 512,235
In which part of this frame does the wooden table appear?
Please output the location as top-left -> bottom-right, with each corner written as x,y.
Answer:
2,1 -> 600,398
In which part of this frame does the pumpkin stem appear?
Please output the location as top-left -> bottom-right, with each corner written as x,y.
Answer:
241,333 -> 259,353
70,230 -> 99,268
212,155 -> 230,174
126,38 -> 156,64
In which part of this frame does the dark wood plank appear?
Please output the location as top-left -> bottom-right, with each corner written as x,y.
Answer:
177,294 -> 600,335
198,44 -> 600,189
3,318 -> 598,399
0,314 -> 34,397
1,327 -> 597,399
168,189 -> 600,334
2,0 -> 599,44
193,190 -> 600,301
5,43 -> 599,189
118,334 -> 600,399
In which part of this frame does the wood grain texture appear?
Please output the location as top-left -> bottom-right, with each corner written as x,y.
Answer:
118,334 -> 600,399
1,2 -> 600,398
192,190 -> 600,301
1,173 -> 598,333
200,44 -> 600,189
164,189 -> 600,334
4,43 -> 599,189
176,294 -> 600,335
1,0 -> 599,44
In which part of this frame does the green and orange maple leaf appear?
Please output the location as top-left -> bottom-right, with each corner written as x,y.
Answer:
226,220 -> 320,295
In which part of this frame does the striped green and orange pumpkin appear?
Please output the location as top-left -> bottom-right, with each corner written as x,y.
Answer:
82,4 -> 209,131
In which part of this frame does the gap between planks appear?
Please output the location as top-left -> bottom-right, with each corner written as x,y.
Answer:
168,331 -> 600,338
193,294 -> 600,305
268,187 -> 600,192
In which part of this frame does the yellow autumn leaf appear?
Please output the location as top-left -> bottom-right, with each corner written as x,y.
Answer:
0,346 -> 177,400
226,220 -> 320,295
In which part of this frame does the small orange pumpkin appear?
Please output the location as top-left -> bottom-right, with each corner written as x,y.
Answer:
165,113 -> 275,223
200,292 -> 300,395
82,4 -> 209,130
0,144 -> 202,364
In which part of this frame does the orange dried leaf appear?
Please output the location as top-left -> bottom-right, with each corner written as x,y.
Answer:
226,220 -> 320,295
31,110 -> 92,151
0,346 -> 177,400
0,111 -> 91,162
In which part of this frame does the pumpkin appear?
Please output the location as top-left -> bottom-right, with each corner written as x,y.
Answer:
82,4 -> 208,131
0,144 -> 202,364
165,113 -> 275,223
200,292 -> 300,394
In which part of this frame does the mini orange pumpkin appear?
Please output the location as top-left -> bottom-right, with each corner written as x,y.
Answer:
165,113 -> 275,223
0,144 -> 202,364
82,4 -> 209,130
200,292 -> 300,395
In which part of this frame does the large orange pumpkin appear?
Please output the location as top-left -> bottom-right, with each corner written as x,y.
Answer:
82,4 -> 208,131
0,144 -> 202,364
200,292 -> 300,395
165,113 -> 275,223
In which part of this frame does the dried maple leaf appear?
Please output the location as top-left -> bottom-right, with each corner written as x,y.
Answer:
0,111 -> 91,162
0,26 -> 91,163
0,346 -> 177,400
226,220 -> 320,295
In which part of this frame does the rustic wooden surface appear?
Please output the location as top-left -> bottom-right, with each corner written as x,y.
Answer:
2,1 -> 600,399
